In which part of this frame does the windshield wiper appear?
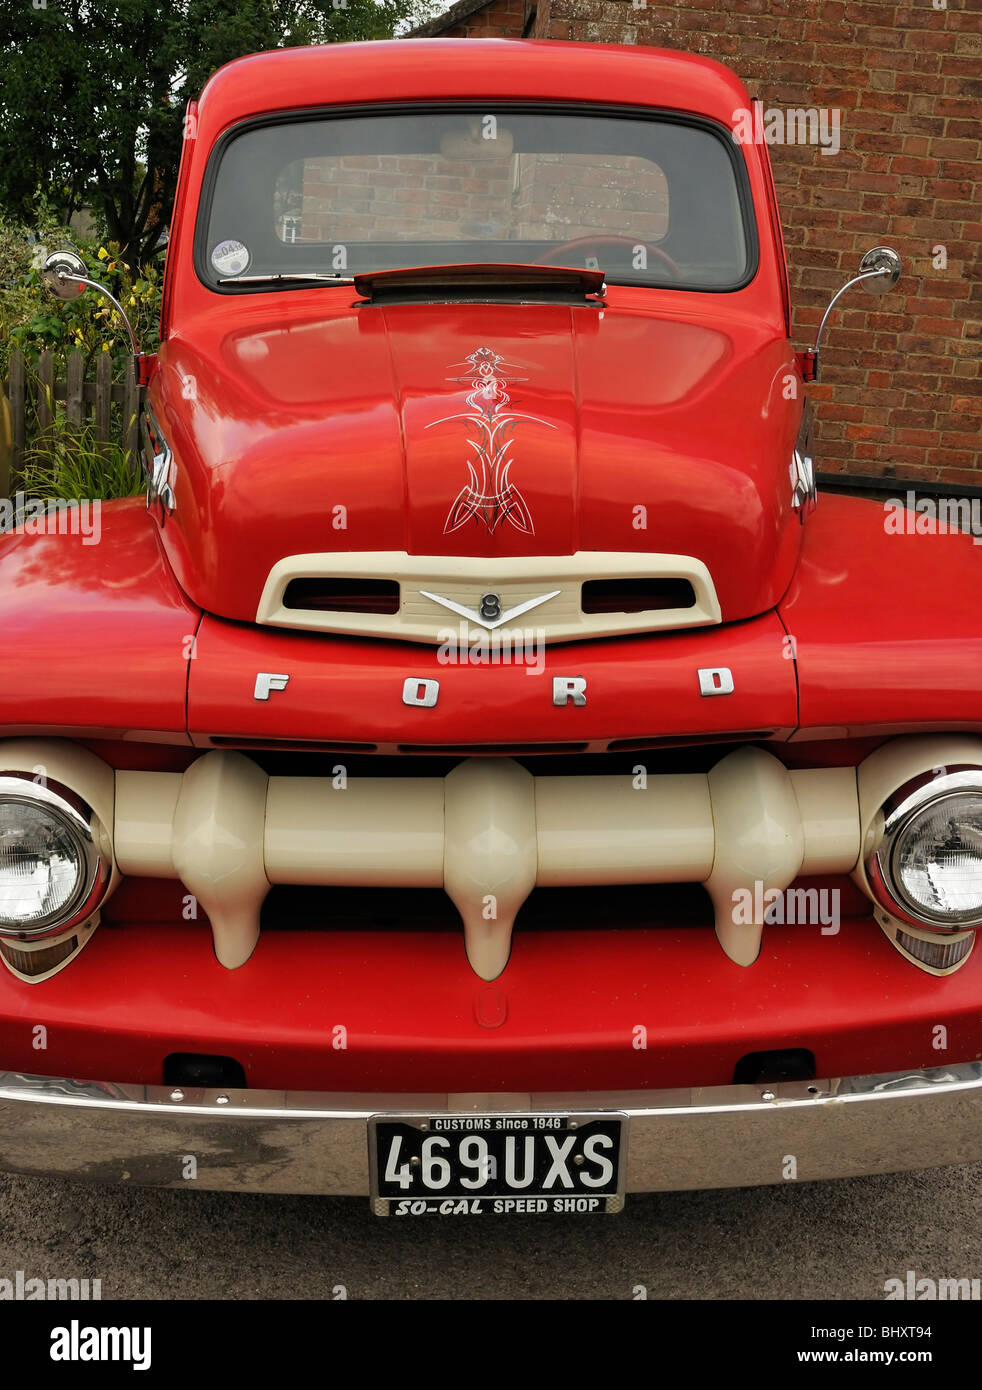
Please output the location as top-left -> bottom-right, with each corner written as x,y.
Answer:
217,272 -> 355,286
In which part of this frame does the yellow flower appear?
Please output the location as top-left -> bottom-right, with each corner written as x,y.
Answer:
97,247 -> 108,260
128,295 -> 136,305
101,342 -> 110,352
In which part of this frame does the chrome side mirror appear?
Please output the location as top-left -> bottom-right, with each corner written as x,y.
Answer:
800,246 -> 902,381
42,250 -> 89,302
40,250 -> 140,356
858,245 -> 902,296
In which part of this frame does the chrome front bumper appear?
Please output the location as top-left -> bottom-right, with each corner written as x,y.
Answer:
0,1063 -> 980,1195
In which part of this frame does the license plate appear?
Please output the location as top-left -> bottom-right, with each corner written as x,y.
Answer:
369,1113 -> 625,1216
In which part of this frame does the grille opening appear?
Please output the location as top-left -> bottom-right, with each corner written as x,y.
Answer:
262,885 -> 460,932
733,1049 -> 817,1085
110,872 -> 870,937
258,876 -> 870,936
260,882 -> 715,934
164,1053 -> 247,1089
283,577 -> 399,615
517,883 -> 713,931
581,578 -> 696,614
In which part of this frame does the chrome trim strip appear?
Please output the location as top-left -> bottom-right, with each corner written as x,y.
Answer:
791,398 -> 817,515
0,1063 -> 979,1194
141,404 -> 176,516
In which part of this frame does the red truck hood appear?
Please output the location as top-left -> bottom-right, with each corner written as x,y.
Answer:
153,294 -> 802,625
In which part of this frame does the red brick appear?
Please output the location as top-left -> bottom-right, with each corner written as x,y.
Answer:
430,0 -> 981,483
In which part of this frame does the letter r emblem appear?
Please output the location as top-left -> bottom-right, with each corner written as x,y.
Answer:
553,677 -> 587,706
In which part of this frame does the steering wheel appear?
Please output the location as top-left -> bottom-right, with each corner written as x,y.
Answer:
536,234 -> 681,280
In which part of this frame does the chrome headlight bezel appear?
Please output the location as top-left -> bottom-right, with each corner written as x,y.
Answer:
865,767 -> 982,933
0,772 -> 112,941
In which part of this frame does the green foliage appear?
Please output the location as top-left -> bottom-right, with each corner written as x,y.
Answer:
17,409 -> 141,504
0,3 -> 426,502
0,0 -> 424,260
0,212 -> 157,502
0,210 -> 67,361
0,214 -> 161,378
14,242 -> 160,376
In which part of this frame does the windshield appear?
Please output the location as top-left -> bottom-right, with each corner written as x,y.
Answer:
199,107 -> 754,291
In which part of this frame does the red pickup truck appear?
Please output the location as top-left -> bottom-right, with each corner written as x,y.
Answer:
2,38 -> 979,1215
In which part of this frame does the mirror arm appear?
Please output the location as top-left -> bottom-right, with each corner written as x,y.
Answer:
53,270 -> 141,358
803,267 -> 892,383
53,269 -> 156,384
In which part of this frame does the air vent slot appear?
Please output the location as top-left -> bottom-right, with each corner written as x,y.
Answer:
209,737 -> 378,753
582,578 -> 696,614
283,578 -> 399,615
608,732 -> 775,752
397,742 -> 591,756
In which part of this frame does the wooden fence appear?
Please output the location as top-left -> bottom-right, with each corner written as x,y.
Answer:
0,348 -> 141,495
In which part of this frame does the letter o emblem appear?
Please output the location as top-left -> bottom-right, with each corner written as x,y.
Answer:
402,677 -> 440,708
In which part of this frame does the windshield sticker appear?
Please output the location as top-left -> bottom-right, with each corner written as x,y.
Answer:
429,347 -> 555,537
211,239 -> 251,278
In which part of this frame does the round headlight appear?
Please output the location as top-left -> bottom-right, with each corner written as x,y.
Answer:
0,774 -> 111,940
892,792 -> 982,924
0,801 -> 85,928
867,770 -> 982,932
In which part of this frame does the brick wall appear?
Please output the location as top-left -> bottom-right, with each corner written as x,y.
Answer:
419,0 -> 981,486
435,0 -> 532,37
297,152 -> 515,242
296,144 -> 668,247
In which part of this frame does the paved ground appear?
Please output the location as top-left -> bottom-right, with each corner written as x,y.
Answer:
2,1161 -> 980,1299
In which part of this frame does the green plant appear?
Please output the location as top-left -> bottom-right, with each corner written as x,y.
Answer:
16,406 -> 141,503
4,229 -> 161,378
2,216 -> 155,499
0,214 -> 55,376
1,216 -> 162,488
